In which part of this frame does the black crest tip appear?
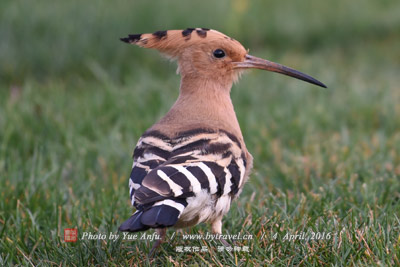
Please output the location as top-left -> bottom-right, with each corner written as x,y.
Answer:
182,28 -> 195,37
120,37 -> 130,43
128,34 -> 142,42
196,29 -> 207,38
120,34 -> 142,44
153,30 -> 168,39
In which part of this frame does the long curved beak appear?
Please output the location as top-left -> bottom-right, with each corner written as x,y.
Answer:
233,55 -> 327,88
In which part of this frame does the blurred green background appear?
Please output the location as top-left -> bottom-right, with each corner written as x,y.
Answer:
1,0 -> 400,265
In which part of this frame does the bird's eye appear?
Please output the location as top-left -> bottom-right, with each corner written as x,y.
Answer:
213,49 -> 226,59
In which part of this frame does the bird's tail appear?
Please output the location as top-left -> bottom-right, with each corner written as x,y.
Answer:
119,202 -> 182,232
118,211 -> 149,232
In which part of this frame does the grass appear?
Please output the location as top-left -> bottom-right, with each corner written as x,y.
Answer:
1,0 -> 400,265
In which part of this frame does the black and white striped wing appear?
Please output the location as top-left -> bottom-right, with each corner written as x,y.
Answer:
120,129 -> 247,232
128,133 -> 171,206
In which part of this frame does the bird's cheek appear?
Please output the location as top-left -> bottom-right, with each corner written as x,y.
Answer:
192,60 -> 214,76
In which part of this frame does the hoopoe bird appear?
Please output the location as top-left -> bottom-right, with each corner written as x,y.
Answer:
119,28 -> 326,251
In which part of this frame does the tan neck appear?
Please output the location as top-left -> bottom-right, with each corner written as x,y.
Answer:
151,76 -> 244,142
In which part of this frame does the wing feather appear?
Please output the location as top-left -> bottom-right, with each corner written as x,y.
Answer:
125,129 -> 247,231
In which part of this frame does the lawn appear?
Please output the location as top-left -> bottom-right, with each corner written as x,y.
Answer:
1,0 -> 400,265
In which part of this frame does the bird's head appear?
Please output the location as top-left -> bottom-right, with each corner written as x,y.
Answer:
121,28 -> 326,88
